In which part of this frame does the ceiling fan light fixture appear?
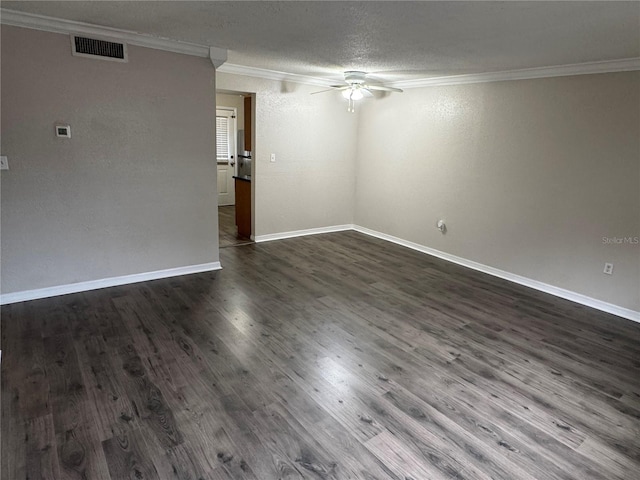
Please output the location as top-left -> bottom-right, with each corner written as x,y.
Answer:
311,71 -> 401,113
342,87 -> 364,101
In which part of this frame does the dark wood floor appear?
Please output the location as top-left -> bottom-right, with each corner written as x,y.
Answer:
219,205 -> 252,248
2,231 -> 640,479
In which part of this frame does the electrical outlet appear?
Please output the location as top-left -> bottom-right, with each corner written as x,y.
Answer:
603,263 -> 614,275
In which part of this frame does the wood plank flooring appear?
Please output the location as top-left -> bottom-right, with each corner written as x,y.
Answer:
2,231 -> 640,479
219,205 -> 253,248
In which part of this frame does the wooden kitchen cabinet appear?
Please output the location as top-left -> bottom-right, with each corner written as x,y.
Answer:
234,176 -> 251,238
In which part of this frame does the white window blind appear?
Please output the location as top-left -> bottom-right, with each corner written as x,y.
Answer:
216,116 -> 230,162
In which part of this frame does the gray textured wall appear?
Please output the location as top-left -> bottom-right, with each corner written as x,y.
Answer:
355,72 -> 640,311
1,26 -> 218,294
2,25 -> 637,314
216,72 -> 359,238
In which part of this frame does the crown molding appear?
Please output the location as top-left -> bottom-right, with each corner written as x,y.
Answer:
3,8 -> 637,85
208,57 -> 640,89
390,57 -> 640,89
217,63 -> 336,87
0,8 -> 227,67
209,47 -> 228,69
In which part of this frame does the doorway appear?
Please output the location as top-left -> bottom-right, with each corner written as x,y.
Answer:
216,91 -> 254,248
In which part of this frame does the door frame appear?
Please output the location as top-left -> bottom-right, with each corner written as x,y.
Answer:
215,89 -> 256,240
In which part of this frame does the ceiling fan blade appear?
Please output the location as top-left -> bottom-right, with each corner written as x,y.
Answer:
365,85 -> 404,93
310,86 -> 350,95
361,88 -> 374,98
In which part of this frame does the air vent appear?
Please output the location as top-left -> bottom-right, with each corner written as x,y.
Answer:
71,34 -> 128,62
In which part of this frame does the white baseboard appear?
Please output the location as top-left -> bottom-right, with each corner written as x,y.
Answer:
0,262 -> 222,305
254,223 -> 639,322
352,225 -> 640,323
3,225 -> 637,324
254,224 -> 354,243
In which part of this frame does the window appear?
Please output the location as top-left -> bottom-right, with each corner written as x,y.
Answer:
216,115 -> 231,163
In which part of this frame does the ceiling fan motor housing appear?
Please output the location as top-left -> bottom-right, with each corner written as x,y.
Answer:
344,71 -> 367,85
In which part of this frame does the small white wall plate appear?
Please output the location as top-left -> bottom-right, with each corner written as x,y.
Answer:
56,125 -> 71,138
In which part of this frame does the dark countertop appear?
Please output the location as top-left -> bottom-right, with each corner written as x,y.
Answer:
233,175 -> 251,182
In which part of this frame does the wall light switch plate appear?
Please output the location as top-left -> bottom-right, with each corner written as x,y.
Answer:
270,153 -> 276,163
0,156 -> 8,170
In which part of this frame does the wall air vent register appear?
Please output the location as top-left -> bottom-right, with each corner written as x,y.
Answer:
71,34 -> 128,62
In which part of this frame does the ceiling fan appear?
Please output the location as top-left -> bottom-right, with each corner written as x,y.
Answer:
312,71 -> 403,112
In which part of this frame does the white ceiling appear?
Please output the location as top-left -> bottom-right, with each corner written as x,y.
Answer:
3,1 -> 639,82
